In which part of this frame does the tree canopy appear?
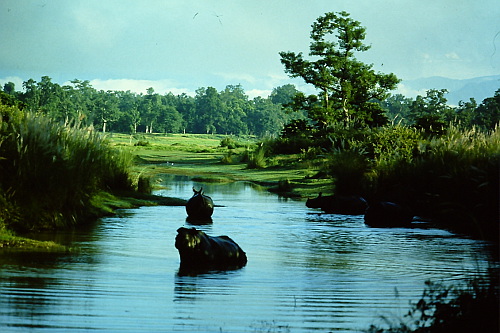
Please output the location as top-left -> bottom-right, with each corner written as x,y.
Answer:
280,11 -> 400,128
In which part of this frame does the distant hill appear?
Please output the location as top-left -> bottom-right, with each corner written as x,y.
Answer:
397,75 -> 500,106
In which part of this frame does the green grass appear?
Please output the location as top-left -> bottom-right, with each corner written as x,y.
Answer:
107,133 -> 333,198
0,229 -> 71,252
0,110 -> 134,232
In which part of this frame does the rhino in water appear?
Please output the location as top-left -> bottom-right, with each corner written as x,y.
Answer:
175,227 -> 247,273
186,187 -> 214,219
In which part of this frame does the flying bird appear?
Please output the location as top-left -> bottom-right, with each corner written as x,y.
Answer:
213,12 -> 223,25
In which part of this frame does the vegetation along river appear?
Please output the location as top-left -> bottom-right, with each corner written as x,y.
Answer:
0,175 -> 497,332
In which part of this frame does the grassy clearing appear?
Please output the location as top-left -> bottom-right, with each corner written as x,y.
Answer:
109,132 -> 333,198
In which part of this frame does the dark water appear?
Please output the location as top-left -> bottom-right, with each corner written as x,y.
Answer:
0,176 -> 497,332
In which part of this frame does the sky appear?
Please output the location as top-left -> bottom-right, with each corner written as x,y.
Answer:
1,0 -> 499,98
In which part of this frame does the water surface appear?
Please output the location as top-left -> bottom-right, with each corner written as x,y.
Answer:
0,176 -> 496,332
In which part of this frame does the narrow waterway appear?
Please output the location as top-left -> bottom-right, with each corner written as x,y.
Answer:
0,175 -> 496,332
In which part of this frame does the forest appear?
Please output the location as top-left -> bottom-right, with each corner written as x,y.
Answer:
1,76 -> 498,139
1,78 -> 304,137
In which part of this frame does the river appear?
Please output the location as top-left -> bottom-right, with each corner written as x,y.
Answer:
0,175 -> 497,332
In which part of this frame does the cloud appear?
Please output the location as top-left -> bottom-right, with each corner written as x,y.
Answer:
214,72 -> 258,84
0,76 -> 25,90
85,78 -> 193,95
246,89 -> 272,99
445,52 -> 460,60
394,83 -> 427,98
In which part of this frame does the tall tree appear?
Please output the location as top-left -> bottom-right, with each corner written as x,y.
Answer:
194,87 -> 222,134
409,89 -> 451,135
473,89 -> 500,131
93,90 -> 120,133
270,84 -> 299,106
176,93 -> 195,133
219,84 -> 249,135
279,11 -> 399,128
382,94 -> 413,125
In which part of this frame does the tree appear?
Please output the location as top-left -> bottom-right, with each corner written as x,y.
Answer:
451,98 -> 477,128
270,84 -> 299,106
248,97 -> 284,137
279,11 -> 399,128
93,90 -> 120,133
22,78 -> 40,112
409,89 -> 451,135
473,89 -> 500,131
219,85 -> 249,135
194,87 -> 223,134
69,79 -> 96,126
382,94 -> 413,125
3,82 -> 16,96
176,93 -> 195,133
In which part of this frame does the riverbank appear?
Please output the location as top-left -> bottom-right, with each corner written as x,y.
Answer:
109,132 -> 334,199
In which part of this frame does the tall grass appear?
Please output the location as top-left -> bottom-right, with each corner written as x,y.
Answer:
0,111 -> 133,231
370,125 -> 499,238
367,272 -> 499,333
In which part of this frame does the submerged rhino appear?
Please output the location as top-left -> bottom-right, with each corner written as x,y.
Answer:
306,193 -> 367,215
175,227 -> 247,272
186,187 -> 214,219
364,201 -> 413,227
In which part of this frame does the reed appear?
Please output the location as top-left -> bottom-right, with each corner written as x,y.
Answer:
369,125 -> 499,238
246,144 -> 267,169
0,112 -> 133,231
366,272 -> 499,333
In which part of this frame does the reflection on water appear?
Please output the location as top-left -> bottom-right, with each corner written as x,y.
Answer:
0,175 -> 497,332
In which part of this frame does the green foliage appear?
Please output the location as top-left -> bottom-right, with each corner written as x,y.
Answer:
279,11 -> 399,128
369,125 -> 423,165
246,144 -> 267,169
328,147 -> 371,195
220,137 -> 238,149
0,111 -> 133,231
137,175 -> 152,194
220,151 -> 235,164
367,275 -> 499,333
369,125 -> 499,238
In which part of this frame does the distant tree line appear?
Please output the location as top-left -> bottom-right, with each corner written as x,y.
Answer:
1,77 -> 304,137
382,89 -> 500,134
2,76 -> 498,140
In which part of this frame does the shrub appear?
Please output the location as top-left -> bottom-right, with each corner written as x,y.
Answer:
367,274 -> 499,333
247,144 -> 267,169
220,137 -> 237,149
137,175 -> 152,194
221,151 -> 234,164
328,147 -> 372,195
0,112 -> 133,231
369,125 -> 499,238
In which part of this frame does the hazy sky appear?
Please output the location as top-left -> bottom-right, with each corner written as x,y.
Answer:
1,0 -> 499,98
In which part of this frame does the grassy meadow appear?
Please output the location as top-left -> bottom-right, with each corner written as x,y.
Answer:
108,132 -> 333,198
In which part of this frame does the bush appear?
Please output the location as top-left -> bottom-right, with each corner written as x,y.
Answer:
328,147 -> 372,195
367,274 -> 499,333
0,112 -> 133,231
221,151 -> 235,164
370,125 -> 499,238
220,137 -> 238,149
247,144 -> 267,169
